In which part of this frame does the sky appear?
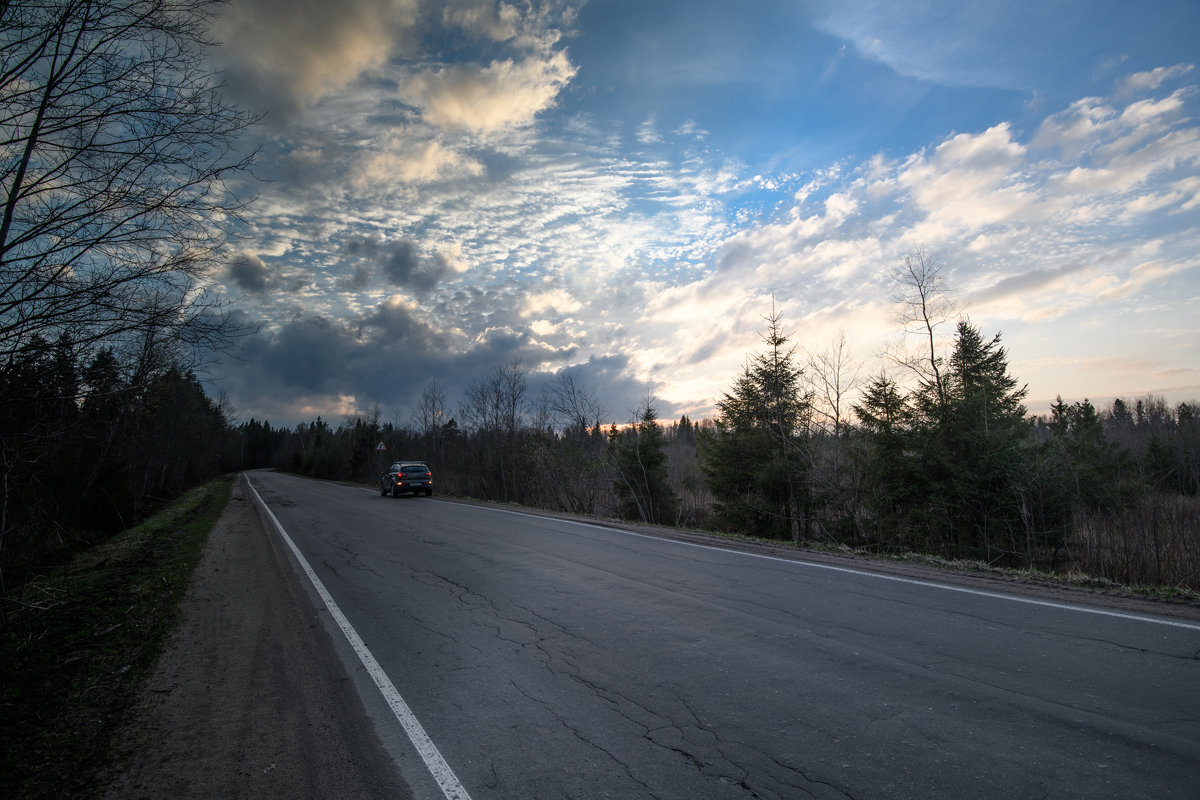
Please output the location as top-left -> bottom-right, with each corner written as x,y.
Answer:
201,0 -> 1200,430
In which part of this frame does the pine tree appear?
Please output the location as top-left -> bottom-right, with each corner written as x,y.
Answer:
918,321 -> 1029,557
851,373 -> 915,538
609,398 -> 677,524
700,306 -> 813,540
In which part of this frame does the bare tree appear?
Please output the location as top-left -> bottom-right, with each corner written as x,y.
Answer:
459,359 -> 527,438
410,377 -> 447,435
521,371 -> 607,514
0,0 -> 258,368
459,359 -> 527,501
889,247 -> 959,415
545,371 -> 604,434
807,328 -> 861,438
805,329 -> 862,529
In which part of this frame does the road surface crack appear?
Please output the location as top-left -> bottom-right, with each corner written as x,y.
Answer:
508,680 -> 664,799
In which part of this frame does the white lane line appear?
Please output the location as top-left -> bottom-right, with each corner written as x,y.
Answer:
469,503 -> 1200,633
246,477 -> 473,800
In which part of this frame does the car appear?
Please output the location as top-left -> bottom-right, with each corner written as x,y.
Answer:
380,461 -> 433,497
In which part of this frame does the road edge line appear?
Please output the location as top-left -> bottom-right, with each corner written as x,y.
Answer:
474,503 -> 1200,632
245,475 -> 473,800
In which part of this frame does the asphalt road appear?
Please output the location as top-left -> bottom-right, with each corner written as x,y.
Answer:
247,470 -> 1200,800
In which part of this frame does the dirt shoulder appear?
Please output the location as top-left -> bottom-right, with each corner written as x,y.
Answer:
103,476 -> 413,800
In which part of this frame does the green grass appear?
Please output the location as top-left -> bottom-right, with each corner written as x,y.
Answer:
0,475 -> 235,800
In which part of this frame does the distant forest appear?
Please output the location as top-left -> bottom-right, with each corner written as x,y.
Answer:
3,287 -> 1198,598
2,309 -> 1198,596
232,318 -> 1199,593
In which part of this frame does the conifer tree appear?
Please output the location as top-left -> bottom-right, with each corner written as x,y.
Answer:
914,321 -> 1029,556
700,306 -> 813,540
609,397 -> 676,524
851,372 -> 914,538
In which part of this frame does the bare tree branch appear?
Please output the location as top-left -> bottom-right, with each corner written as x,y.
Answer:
888,246 -> 960,414
0,0 -> 258,371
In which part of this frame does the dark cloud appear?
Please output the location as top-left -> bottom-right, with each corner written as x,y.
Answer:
262,314 -> 359,394
359,299 -> 444,349
336,263 -> 374,290
343,236 -> 454,295
382,240 -> 453,293
226,252 -> 310,296
383,239 -> 420,282
530,354 -> 666,423
227,253 -> 271,294
210,315 -> 667,429
344,237 -> 380,259
209,0 -> 427,123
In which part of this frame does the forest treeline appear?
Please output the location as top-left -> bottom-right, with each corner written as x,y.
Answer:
0,334 -> 230,593
229,309 -> 1200,592
2,300 -> 1198,596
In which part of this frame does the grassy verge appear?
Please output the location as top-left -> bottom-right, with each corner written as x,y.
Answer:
0,475 -> 236,800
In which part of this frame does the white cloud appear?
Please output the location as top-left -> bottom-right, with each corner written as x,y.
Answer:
529,319 -> 559,336
823,191 -> 858,224
1174,175 -> 1200,210
523,289 -> 583,317
897,125 -> 1031,233
1096,257 -> 1200,302
636,117 -> 663,145
1120,89 -> 1190,126
1032,97 -> 1117,152
1116,63 -> 1195,95
442,0 -> 522,43
407,51 -> 577,133
355,139 -> 485,187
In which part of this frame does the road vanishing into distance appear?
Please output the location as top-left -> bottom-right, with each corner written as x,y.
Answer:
245,471 -> 1200,800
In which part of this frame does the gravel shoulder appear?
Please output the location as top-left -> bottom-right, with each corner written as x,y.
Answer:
103,475 -> 414,800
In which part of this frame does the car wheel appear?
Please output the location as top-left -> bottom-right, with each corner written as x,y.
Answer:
425,489 -> 433,497
380,484 -> 387,496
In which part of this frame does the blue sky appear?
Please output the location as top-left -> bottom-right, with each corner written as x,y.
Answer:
204,0 -> 1200,429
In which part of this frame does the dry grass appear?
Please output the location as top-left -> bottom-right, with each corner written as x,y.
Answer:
1067,493 -> 1200,592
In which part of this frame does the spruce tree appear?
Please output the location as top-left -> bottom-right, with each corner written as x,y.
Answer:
918,321 -> 1029,557
700,307 -> 813,540
609,398 -> 677,524
852,373 -> 915,539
